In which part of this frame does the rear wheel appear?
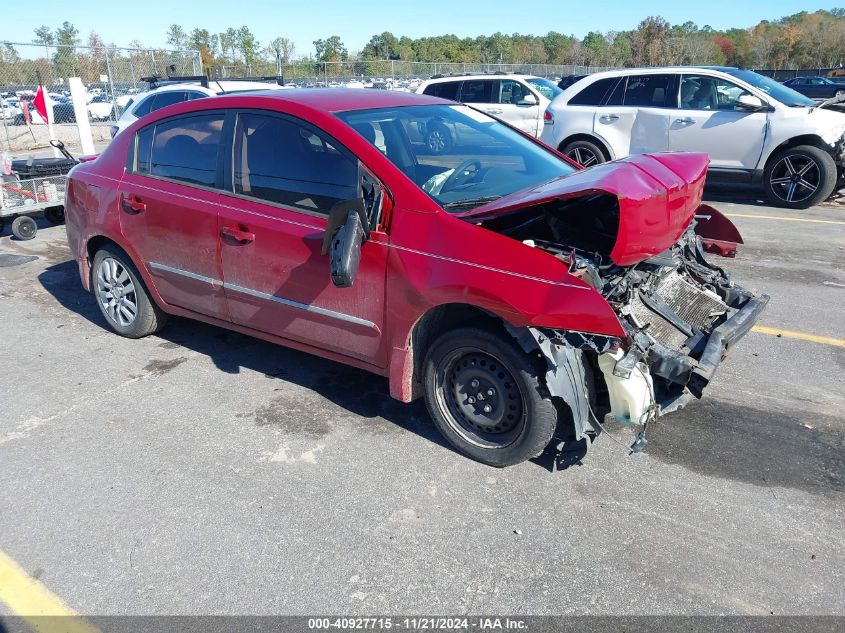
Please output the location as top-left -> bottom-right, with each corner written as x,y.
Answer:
561,139 -> 606,168
764,145 -> 837,209
92,246 -> 167,338
426,123 -> 453,155
423,327 -> 558,467
11,216 -> 37,240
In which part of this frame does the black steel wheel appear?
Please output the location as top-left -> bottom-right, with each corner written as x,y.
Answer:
764,145 -> 837,209
11,216 -> 37,240
423,327 -> 558,466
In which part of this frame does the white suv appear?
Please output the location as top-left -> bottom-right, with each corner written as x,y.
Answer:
541,66 -> 845,209
416,73 -> 561,146
110,79 -> 290,138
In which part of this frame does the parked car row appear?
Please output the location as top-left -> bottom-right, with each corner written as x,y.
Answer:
408,68 -> 845,209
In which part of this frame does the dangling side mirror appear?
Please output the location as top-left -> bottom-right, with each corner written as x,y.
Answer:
322,198 -> 369,288
518,93 -> 539,106
736,94 -> 766,112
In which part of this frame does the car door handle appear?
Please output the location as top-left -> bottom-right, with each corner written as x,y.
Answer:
220,225 -> 255,244
485,108 -> 503,114
120,192 -> 146,213
599,113 -> 620,122
675,117 -> 695,125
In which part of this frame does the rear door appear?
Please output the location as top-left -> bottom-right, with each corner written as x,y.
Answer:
217,110 -> 388,364
668,73 -> 767,170
496,79 -> 541,136
119,111 -> 229,319
614,74 -> 674,155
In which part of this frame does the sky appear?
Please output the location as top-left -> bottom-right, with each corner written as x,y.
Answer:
2,1 -> 840,55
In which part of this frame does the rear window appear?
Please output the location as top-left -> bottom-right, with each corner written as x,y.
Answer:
459,80 -> 497,104
568,77 -> 617,106
423,81 -> 460,101
623,75 -> 673,107
134,113 -> 224,187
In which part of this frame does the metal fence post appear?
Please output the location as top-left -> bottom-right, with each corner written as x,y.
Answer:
324,62 -> 328,87
104,47 -> 118,120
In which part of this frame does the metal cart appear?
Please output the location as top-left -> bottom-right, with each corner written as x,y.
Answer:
1,140 -> 77,240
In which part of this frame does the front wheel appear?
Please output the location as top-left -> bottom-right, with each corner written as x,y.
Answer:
92,246 -> 167,338
423,327 -> 558,467
764,145 -> 837,209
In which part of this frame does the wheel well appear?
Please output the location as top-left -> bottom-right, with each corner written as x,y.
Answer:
557,134 -> 611,161
407,303 -> 506,400
766,135 -> 835,168
85,236 -> 127,285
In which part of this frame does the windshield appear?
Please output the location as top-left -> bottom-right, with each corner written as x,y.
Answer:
526,77 -> 563,100
336,104 -> 575,211
727,69 -> 816,107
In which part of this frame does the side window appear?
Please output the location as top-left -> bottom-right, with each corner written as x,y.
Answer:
499,80 -> 530,105
185,91 -> 207,101
149,91 -> 187,113
136,113 -> 224,187
423,81 -> 460,101
568,77 -> 617,106
233,112 -> 357,214
132,95 -> 154,117
460,80 -> 497,104
623,74 -> 673,107
680,75 -> 751,111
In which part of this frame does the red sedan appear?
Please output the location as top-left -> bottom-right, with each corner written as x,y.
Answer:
64,89 -> 767,466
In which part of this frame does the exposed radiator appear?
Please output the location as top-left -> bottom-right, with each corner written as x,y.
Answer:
630,271 -> 727,350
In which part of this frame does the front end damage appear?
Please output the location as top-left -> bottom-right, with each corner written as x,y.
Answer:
463,153 -> 769,448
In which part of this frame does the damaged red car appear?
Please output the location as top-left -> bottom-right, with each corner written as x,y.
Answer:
64,89 -> 768,466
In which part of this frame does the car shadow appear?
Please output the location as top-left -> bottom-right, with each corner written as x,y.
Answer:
37,259 -> 458,459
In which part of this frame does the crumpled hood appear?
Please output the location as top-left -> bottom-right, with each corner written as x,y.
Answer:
457,152 -> 709,266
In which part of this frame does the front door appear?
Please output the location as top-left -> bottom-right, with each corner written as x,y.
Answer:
669,74 -> 768,170
218,110 -> 388,364
496,79 -> 541,136
118,111 -> 228,320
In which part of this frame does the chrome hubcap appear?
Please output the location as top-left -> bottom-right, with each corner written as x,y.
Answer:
96,257 -> 138,327
770,155 -> 820,204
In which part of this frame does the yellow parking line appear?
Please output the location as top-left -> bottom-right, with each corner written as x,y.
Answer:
752,325 -> 845,348
0,549 -> 101,633
725,213 -> 845,225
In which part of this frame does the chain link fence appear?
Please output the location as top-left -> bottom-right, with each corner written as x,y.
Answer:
214,60 -> 618,85
1,42 -> 201,153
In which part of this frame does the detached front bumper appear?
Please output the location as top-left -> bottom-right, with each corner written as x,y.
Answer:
688,293 -> 769,398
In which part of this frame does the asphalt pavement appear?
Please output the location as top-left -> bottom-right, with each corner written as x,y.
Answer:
0,198 -> 843,617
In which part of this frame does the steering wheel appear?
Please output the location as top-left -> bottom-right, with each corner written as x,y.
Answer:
440,159 -> 482,194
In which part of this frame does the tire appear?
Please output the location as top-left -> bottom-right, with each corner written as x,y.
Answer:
561,139 -> 607,168
422,327 -> 558,467
426,123 -> 453,155
91,245 -> 167,338
764,145 -> 837,209
11,216 -> 37,240
44,206 -> 64,225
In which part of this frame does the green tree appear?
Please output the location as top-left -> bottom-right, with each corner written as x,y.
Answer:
237,26 -> 260,68
314,35 -> 348,62
266,37 -> 296,74
165,24 -> 188,50
53,21 -> 80,77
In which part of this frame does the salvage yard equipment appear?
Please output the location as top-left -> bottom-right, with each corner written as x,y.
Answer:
1,140 -> 76,240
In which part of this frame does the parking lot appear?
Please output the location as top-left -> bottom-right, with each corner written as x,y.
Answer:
0,193 -> 843,618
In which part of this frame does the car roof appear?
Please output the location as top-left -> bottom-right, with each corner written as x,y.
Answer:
422,74 -> 541,84
212,88 -> 451,111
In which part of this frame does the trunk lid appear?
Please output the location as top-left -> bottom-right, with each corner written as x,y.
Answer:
457,152 -> 709,266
